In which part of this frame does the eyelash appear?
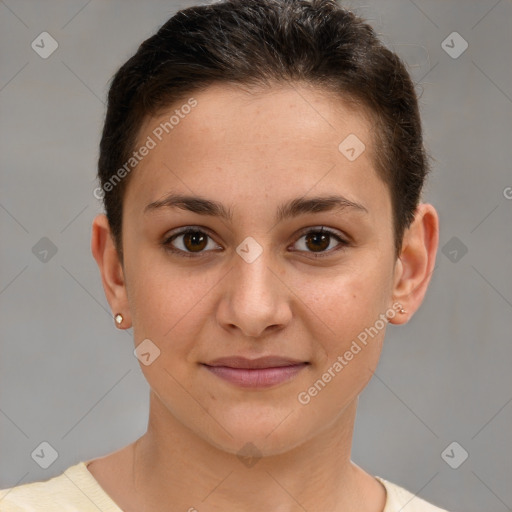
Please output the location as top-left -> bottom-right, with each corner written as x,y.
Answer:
161,226 -> 350,259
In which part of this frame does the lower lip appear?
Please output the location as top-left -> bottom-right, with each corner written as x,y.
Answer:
203,363 -> 308,388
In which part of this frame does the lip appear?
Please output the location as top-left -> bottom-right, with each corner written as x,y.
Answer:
205,356 -> 307,369
202,356 -> 309,388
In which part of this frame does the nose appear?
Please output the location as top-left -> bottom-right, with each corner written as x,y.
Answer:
216,242 -> 292,339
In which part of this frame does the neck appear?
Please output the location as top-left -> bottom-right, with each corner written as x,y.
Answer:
129,391 -> 386,512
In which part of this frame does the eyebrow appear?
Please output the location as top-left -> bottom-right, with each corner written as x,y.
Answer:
144,193 -> 368,223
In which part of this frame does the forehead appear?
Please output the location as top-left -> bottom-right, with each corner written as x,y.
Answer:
144,82 -> 375,154
124,82 -> 389,224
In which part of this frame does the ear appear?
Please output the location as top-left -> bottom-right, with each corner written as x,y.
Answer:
388,203 -> 439,325
91,214 -> 131,328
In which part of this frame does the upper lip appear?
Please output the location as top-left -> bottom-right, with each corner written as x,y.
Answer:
203,356 -> 308,369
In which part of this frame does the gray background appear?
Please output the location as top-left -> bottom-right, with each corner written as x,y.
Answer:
1,1 -> 511,511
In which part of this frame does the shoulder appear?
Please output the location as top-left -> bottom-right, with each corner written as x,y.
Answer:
376,476 -> 451,512
0,461 -> 122,511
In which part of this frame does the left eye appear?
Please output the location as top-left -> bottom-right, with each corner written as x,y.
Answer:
291,227 -> 348,257
162,226 -> 348,258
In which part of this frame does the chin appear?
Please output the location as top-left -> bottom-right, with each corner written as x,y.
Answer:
195,408 -> 314,459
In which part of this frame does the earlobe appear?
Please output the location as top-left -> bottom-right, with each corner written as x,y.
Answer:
388,203 -> 439,325
91,214 -> 132,328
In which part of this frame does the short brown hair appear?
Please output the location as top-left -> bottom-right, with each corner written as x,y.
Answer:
97,0 -> 431,262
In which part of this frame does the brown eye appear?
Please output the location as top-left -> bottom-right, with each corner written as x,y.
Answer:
163,228 -> 219,257
182,231 -> 208,252
163,226 -> 348,259
304,231 -> 330,252
293,227 -> 348,257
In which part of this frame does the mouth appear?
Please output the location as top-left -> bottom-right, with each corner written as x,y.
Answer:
201,356 -> 310,388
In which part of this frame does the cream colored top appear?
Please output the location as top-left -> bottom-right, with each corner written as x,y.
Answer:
0,461 -> 450,511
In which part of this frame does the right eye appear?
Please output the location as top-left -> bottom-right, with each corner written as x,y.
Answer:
162,227 -> 221,258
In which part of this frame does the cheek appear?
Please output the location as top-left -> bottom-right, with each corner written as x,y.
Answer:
296,336 -> 384,418
126,242 -> 201,326
295,272 -> 390,406
126,255 -> 223,374
291,266 -> 391,405
292,262 -> 390,341
127,268 -> 212,395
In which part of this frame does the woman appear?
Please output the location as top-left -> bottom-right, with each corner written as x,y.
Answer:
0,0 -> 448,510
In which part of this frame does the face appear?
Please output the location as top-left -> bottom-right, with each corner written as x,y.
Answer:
118,83 -> 400,456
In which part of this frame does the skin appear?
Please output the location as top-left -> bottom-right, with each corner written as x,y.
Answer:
90,82 -> 439,512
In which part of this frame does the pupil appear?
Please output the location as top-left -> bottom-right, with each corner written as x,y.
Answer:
186,232 -> 206,251
307,233 -> 329,251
